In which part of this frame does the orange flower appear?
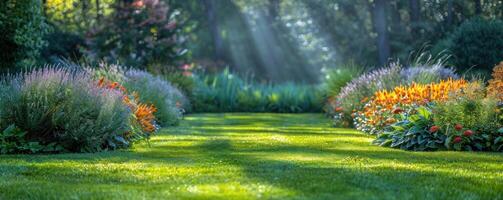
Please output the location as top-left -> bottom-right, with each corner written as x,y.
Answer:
358,79 -> 469,131
487,61 -> 503,101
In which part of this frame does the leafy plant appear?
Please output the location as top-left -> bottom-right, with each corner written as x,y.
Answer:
0,125 -> 51,154
86,0 -> 187,69
0,0 -> 49,71
123,69 -> 186,126
191,69 -> 322,113
374,106 -> 446,151
441,17 -> 503,74
0,67 -> 131,153
356,79 -> 469,134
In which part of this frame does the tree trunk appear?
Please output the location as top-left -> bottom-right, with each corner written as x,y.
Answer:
446,0 -> 453,25
408,0 -> 421,36
202,0 -> 224,61
268,0 -> 280,20
409,0 -> 420,23
371,0 -> 390,66
96,0 -> 101,23
474,0 -> 482,15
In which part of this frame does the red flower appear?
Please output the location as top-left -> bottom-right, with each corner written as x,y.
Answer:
429,126 -> 439,133
453,136 -> 462,143
463,130 -> 474,137
335,107 -> 344,112
454,124 -> 463,131
392,107 -> 404,114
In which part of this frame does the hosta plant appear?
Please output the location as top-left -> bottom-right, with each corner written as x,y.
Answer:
373,106 -> 446,151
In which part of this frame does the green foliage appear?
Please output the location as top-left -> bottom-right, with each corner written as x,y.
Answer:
42,29 -> 85,63
0,67 -> 131,153
0,125 -> 49,154
441,17 -> 503,73
123,69 -> 186,126
86,0 -> 187,69
0,0 -> 49,71
374,106 -> 446,151
161,71 -> 195,101
433,90 -> 502,151
433,92 -> 501,137
322,63 -> 363,98
85,63 -> 188,126
192,69 -> 323,113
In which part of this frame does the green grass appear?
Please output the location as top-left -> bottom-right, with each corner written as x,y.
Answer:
0,113 -> 502,199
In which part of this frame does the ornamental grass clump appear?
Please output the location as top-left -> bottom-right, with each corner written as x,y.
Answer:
0,67 -> 131,153
97,77 -> 158,142
123,69 -> 186,126
86,63 -> 188,126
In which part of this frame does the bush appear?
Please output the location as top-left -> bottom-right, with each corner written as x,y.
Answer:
355,79 -> 469,134
441,17 -> 503,73
323,63 -> 364,98
373,106 -> 446,151
86,0 -> 187,69
0,0 -> 49,71
86,63 -> 187,126
0,67 -> 131,153
487,61 -> 503,101
191,69 -> 323,113
433,84 -> 502,151
330,62 -> 457,127
42,29 -> 85,63
123,70 -> 186,126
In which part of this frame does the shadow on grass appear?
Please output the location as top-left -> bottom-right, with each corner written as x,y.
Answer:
192,139 -> 503,199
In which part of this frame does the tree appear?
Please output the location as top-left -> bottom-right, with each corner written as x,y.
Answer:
202,0 -> 224,61
0,0 -> 49,71
86,0 -> 187,69
370,0 -> 390,66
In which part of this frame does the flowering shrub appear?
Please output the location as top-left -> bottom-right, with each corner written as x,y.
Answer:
487,61 -> 503,101
98,77 -> 158,142
0,67 -> 131,153
433,87 -> 502,151
330,63 -> 457,127
87,63 -> 187,126
123,70 -> 186,126
354,79 -> 468,134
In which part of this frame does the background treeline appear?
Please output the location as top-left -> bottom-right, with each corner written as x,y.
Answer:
1,0 -> 502,82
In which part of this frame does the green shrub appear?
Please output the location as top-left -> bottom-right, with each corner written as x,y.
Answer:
331,62 -> 457,127
124,70 -> 186,126
0,125 -> 49,154
323,63 -> 364,98
0,0 -> 49,71
440,17 -> 503,73
0,67 -> 131,153
374,106 -> 446,151
433,85 -> 502,151
191,69 -> 322,113
86,0 -> 187,69
85,63 -> 187,126
42,29 -> 85,63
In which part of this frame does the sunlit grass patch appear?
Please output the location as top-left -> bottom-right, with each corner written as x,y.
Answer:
0,113 -> 502,199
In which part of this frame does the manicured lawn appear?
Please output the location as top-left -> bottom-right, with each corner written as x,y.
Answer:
0,113 -> 502,199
